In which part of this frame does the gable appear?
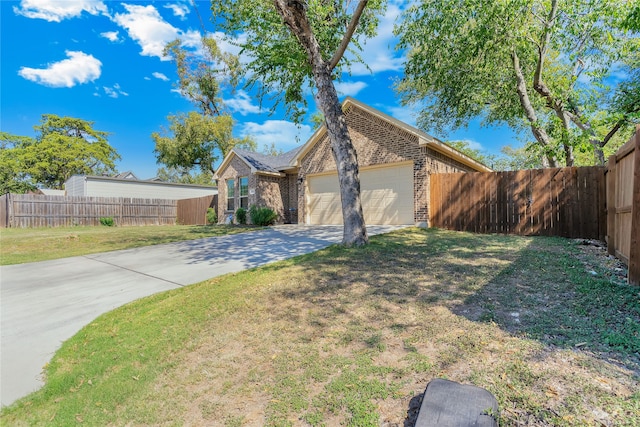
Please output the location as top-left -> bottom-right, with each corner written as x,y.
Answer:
293,97 -> 491,172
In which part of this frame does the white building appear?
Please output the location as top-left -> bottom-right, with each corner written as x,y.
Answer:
64,174 -> 217,200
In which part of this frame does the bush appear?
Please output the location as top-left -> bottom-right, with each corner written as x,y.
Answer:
249,205 -> 277,226
235,207 -> 247,225
99,216 -> 115,227
206,207 -> 217,225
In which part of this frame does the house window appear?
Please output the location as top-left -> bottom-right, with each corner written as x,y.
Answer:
239,176 -> 249,209
227,179 -> 235,211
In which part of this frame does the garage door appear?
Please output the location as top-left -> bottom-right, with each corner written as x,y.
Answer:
306,162 -> 414,225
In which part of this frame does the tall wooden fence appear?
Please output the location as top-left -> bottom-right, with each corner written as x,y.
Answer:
0,194 -> 177,228
430,166 -> 606,240
176,194 -> 217,225
606,125 -> 640,286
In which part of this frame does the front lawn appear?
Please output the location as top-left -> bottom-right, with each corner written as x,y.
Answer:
1,228 -> 638,426
0,224 -> 258,265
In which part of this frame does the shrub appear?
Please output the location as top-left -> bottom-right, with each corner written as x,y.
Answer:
99,216 -> 115,227
206,207 -> 217,225
249,205 -> 277,226
235,207 -> 247,225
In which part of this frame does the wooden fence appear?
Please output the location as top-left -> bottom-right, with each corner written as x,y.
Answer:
176,194 -> 217,225
606,125 -> 640,286
430,166 -> 606,240
0,194 -> 177,228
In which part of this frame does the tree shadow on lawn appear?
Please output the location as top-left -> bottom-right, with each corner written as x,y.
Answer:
263,228 -> 639,425
451,236 -> 640,375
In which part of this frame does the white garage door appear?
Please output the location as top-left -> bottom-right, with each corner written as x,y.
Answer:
306,162 -> 414,225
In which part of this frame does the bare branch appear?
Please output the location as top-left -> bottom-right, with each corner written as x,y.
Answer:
602,120 -> 623,147
328,0 -> 368,70
533,0 -> 558,100
511,49 -> 558,167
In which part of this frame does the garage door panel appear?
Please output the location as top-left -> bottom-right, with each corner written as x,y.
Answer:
307,163 -> 414,225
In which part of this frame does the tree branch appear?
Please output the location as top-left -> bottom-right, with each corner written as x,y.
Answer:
602,120 -> 624,147
511,49 -> 558,167
328,0 -> 368,70
533,0 -> 558,102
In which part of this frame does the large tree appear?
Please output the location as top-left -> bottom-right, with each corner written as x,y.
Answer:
153,112 -> 254,176
0,132 -> 37,194
396,0 -> 639,167
212,0 -> 386,245
153,37 -> 253,178
1,115 -> 119,191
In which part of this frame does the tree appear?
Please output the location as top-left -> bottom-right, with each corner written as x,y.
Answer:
155,166 -> 214,185
153,112 -> 254,175
445,140 -> 491,165
261,142 -> 284,156
154,37 -> 253,175
1,115 -> 119,191
0,132 -> 36,194
396,0 -> 639,167
212,0 -> 386,245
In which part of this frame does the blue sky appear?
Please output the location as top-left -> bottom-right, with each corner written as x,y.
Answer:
1,0 -> 521,179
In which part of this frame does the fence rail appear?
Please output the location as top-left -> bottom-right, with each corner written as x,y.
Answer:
606,125 -> 640,286
0,194 -> 177,228
430,166 -> 606,240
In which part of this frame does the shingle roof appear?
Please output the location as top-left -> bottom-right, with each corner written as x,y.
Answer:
234,146 -> 302,173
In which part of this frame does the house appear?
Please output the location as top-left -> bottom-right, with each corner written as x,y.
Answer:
65,174 -> 217,200
214,97 -> 491,226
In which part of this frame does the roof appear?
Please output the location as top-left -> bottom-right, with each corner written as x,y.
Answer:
113,171 -> 138,180
215,97 -> 492,178
292,97 -> 492,172
214,146 -> 303,179
66,174 -> 217,190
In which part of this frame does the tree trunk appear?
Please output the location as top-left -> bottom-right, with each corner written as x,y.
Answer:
273,0 -> 368,246
557,111 -> 574,166
314,68 -> 368,245
511,50 -> 558,167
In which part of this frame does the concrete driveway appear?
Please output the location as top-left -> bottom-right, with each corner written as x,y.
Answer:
0,225 -> 403,406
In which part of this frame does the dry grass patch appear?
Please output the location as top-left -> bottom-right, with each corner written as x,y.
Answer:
1,228 -> 638,426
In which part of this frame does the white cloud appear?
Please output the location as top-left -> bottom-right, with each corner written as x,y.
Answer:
385,105 -> 418,127
165,3 -> 189,19
225,91 -> 262,116
459,139 -> 484,151
152,72 -> 169,81
112,4 -> 180,59
100,31 -> 120,42
346,3 -> 404,76
103,83 -> 128,98
18,51 -> 102,88
334,81 -> 368,97
13,0 -> 107,22
240,120 -> 313,153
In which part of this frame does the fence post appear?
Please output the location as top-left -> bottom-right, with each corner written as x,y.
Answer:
629,126 -> 640,286
606,155 -> 617,256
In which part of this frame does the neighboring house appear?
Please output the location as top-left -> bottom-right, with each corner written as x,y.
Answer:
65,174 -> 217,200
214,97 -> 491,226
33,189 -> 66,196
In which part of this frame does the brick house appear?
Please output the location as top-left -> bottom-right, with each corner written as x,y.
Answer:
214,97 -> 491,226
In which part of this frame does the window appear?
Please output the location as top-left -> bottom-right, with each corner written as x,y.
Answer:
227,179 -> 235,211
239,176 -> 249,209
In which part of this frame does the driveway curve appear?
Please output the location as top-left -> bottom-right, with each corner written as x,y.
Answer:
0,225 -> 403,406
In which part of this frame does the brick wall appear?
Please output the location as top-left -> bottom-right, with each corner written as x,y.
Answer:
216,155 -> 253,223
298,104 -> 474,225
217,154 -> 296,225
255,174 -> 286,223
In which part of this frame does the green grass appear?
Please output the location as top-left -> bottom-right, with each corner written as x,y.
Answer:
1,228 -> 638,426
0,224 -> 258,265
